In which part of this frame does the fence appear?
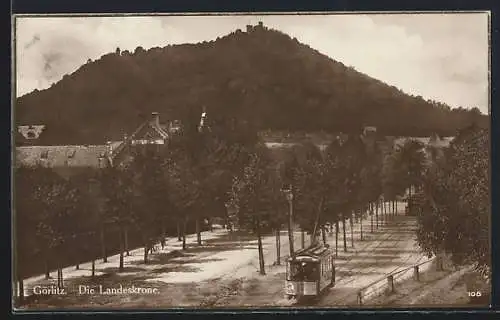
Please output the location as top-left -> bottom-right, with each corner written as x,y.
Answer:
356,255 -> 444,306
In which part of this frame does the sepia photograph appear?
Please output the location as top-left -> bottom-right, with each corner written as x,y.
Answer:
12,12 -> 491,310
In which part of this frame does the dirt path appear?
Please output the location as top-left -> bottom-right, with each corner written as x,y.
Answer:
17,204 -> 425,309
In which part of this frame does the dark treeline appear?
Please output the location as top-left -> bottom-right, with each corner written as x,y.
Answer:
16,25 -> 487,145
14,115 -> 257,304
415,125 -> 490,271
228,124 -> 490,278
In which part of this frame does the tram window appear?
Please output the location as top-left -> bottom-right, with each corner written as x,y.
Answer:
307,264 -> 319,281
290,261 -> 319,281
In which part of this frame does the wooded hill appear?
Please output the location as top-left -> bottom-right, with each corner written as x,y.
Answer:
16,24 -> 488,145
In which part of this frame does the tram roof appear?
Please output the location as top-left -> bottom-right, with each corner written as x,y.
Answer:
287,244 -> 332,262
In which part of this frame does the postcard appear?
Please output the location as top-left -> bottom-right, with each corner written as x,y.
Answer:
12,12 -> 491,310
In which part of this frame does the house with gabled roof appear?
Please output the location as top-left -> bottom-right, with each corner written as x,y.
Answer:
15,112 -> 182,178
17,125 -> 46,141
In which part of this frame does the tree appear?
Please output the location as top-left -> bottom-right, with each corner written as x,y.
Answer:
416,126 -> 490,276
164,139 -> 202,250
278,148 -> 302,255
359,139 -> 384,233
290,142 -> 331,247
171,110 -> 257,246
229,143 -> 276,275
327,135 -> 367,252
359,166 -> 375,237
31,169 -> 82,289
381,150 -> 405,216
322,139 -> 344,255
264,173 -> 288,265
100,166 -> 136,271
15,166 -> 40,303
392,139 -> 427,213
67,169 -> 105,274
126,146 -> 169,263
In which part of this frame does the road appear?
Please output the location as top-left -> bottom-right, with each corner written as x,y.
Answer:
16,203 -> 429,309
206,207 -> 430,307
316,214 -> 427,306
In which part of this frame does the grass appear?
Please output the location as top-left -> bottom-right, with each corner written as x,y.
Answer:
365,259 -> 491,307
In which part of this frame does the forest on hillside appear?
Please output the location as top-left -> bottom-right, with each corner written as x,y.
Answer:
16,24 -> 488,145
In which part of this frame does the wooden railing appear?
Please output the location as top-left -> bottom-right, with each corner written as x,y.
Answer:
355,255 -> 444,305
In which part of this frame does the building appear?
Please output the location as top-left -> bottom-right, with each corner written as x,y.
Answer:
246,21 -> 266,33
17,125 -> 46,141
363,126 -> 377,136
15,112 -> 182,177
393,134 -> 454,165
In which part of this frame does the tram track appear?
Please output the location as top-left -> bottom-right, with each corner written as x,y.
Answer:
204,215 -> 421,308
303,227 -> 402,306
332,226 -> 404,284
292,216 -> 422,307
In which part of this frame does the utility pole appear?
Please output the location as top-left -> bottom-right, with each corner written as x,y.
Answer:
288,192 -> 294,257
282,185 -> 295,258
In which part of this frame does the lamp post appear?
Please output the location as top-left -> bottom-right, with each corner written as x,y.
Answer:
281,185 -> 295,258
370,203 -> 374,233
380,195 -> 384,226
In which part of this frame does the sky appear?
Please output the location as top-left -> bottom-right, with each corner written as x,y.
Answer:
14,13 -> 490,114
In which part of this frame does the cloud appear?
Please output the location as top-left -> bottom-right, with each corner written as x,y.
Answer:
14,13 -> 489,113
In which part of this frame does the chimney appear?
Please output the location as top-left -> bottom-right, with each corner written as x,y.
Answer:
151,112 -> 160,127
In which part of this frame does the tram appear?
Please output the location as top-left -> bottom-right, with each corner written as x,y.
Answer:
284,244 -> 335,299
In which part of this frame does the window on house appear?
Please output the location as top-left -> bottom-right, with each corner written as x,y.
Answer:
40,150 -> 49,159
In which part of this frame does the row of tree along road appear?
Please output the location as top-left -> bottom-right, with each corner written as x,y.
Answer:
14,122 -> 490,305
